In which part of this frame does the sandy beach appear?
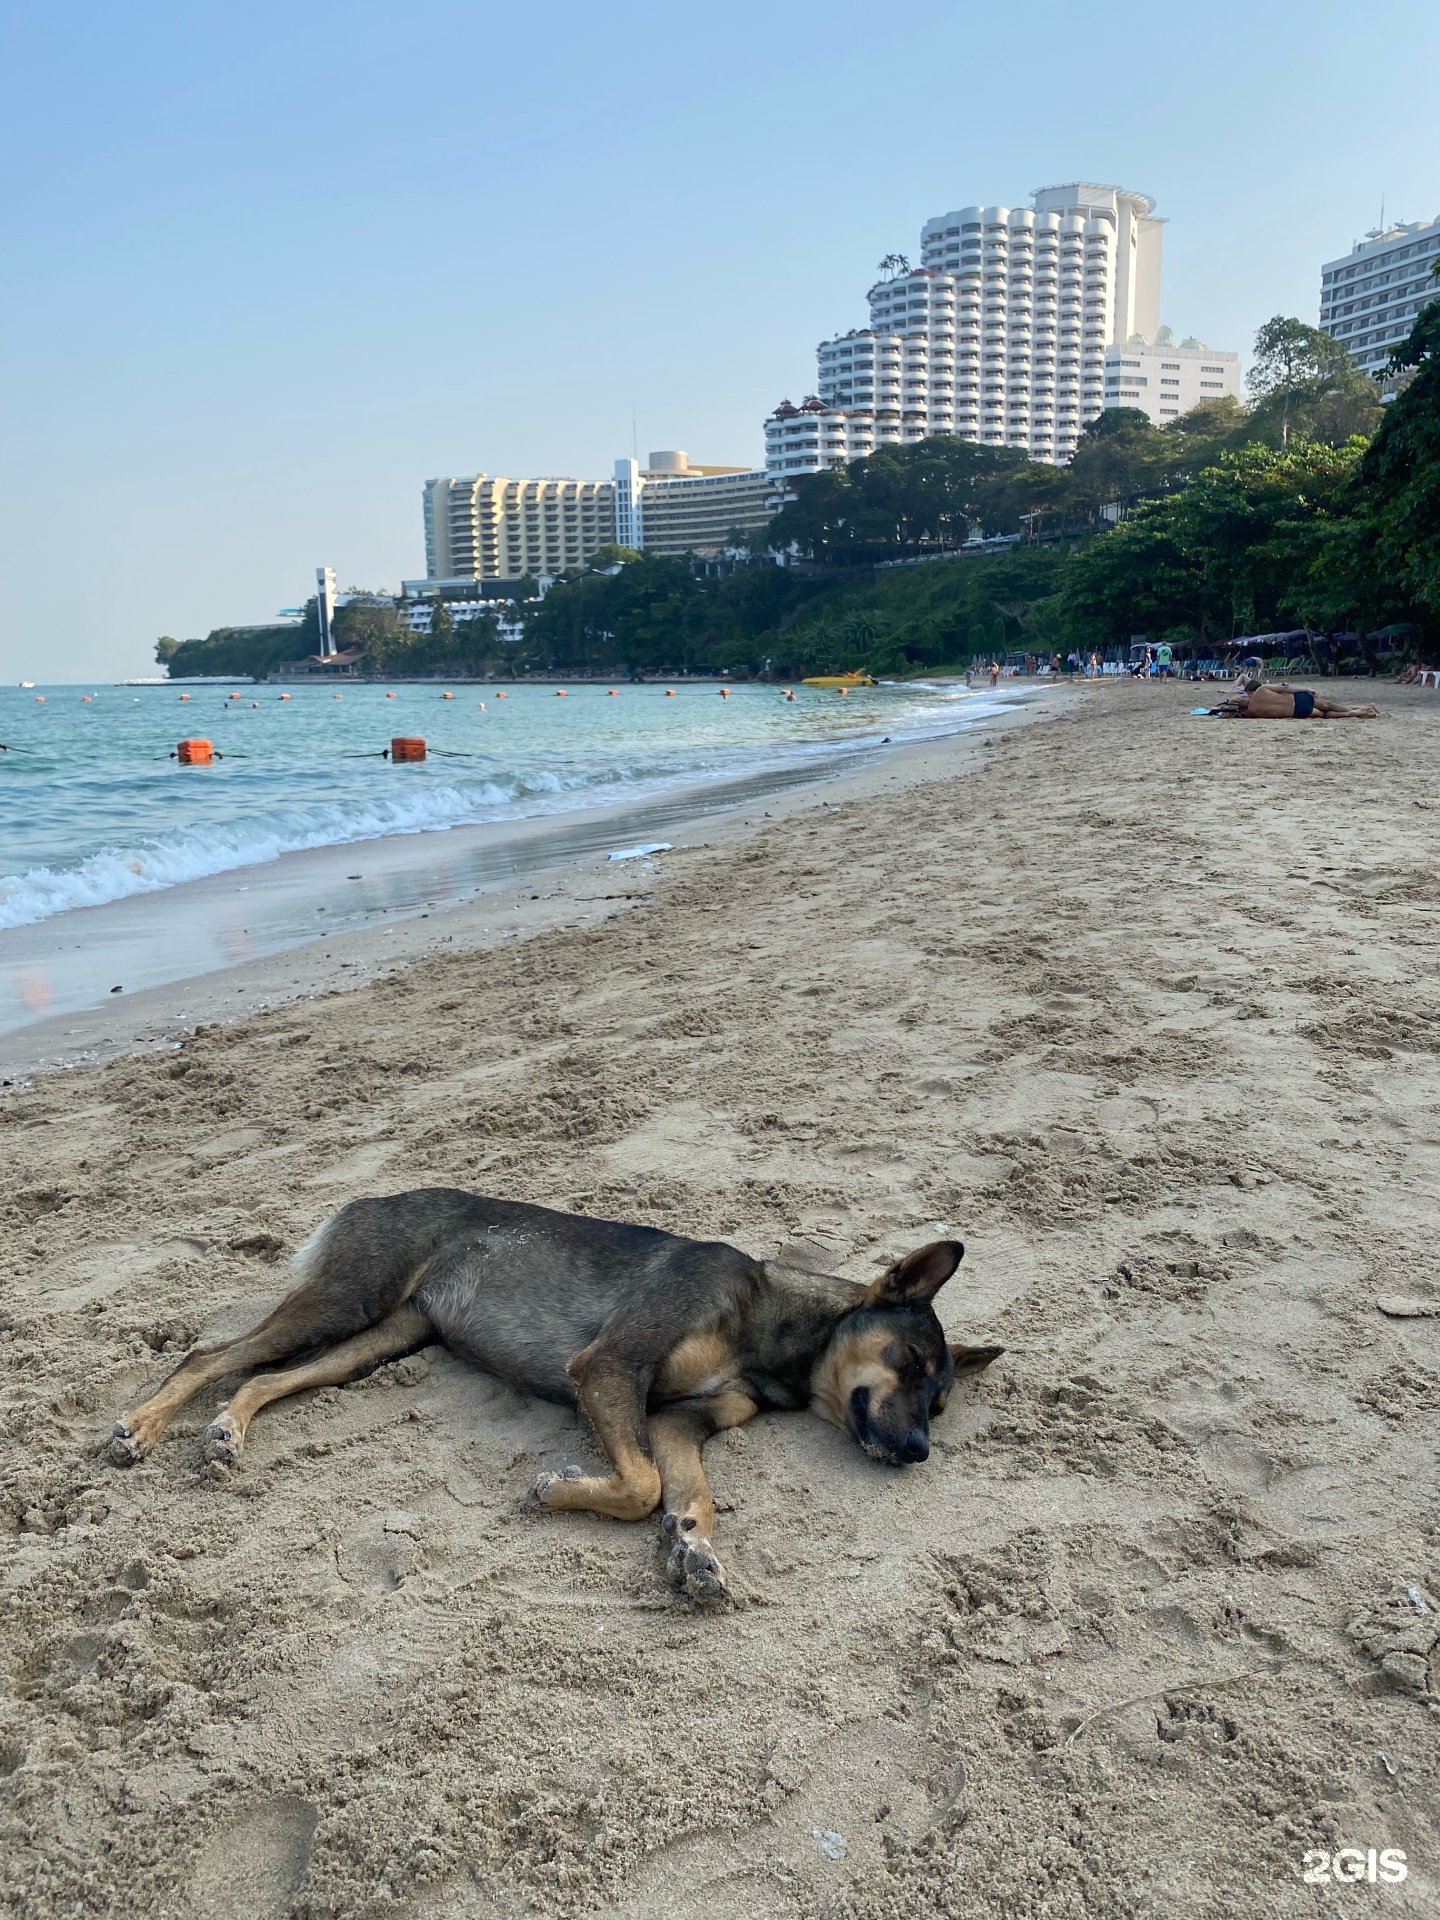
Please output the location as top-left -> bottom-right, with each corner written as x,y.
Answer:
3,677 -> 1437,1919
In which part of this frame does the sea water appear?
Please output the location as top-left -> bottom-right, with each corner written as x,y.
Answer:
0,677 -> 993,932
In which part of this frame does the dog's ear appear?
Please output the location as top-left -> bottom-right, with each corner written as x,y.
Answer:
949,1342 -> 1003,1373
862,1239 -> 964,1307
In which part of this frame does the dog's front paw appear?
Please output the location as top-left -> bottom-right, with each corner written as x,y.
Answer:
202,1414 -> 243,1467
665,1531 -> 732,1604
107,1423 -> 145,1468
528,1464 -> 582,1508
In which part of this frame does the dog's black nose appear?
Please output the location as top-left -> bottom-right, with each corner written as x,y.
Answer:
900,1428 -> 929,1463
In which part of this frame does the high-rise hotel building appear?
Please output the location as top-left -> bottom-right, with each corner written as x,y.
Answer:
1319,216 -> 1439,390
766,182 -> 1175,486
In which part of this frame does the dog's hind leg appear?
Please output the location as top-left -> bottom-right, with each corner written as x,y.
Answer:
531,1358 -> 662,1522
109,1312 -> 322,1466
202,1306 -> 434,1466
649,1391 -> 757,1602
110,1205 -> 431,1465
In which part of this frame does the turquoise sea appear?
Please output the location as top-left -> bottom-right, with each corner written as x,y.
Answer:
0,676 -> 997,932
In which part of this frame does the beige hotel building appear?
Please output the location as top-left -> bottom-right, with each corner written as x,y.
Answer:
420,452 -> 770,592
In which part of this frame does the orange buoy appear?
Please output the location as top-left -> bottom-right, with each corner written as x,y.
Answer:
82,695 -> 93,702
390,736 -> 426,762
179,693 -> 191,701
837,686 -> 849,695
34,695 -> 45,703
608,689 -> 619,696
229,692 -> 241,700
386,691 -> 396,699
555,689 -> 567,698
665,689 -> 676,697
719,687 -> 730,698
176,738 -> 214,764
279,693 -> 291,700
333,692 -> 343,700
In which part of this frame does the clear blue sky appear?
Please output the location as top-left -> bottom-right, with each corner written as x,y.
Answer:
3,0 -> 1436,681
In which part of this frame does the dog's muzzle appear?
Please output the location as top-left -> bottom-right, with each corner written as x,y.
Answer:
850,1388 -> 929,1465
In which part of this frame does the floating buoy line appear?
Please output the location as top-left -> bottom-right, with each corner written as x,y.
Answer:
4,683 -> 886,776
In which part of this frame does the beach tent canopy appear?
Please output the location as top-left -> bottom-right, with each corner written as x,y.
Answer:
1227,631 -> 1309,650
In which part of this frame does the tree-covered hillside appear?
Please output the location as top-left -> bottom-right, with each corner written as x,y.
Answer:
157,311 -> 1437,681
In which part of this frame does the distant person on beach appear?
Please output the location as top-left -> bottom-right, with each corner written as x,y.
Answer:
989,662 -> 1000,688
1229,680 -> 1379,719
1156,642 -> 1173,677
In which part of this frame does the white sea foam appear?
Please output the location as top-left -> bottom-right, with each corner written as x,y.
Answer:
0,774 -> 612,930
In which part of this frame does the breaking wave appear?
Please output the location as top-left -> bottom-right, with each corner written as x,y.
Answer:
0,772 -> 623,930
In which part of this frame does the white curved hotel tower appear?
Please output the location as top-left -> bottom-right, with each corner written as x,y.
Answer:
766,182 -> 1170,486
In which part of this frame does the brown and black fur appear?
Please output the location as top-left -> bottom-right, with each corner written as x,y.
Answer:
109,1190 -> 1001,1599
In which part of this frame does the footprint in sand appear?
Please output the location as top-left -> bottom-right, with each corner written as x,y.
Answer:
186,1796 -> 318,1919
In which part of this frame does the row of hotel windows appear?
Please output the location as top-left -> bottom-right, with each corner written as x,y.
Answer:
881,287 -> 1110,303
1323,265 -> 1435,301
769,422 -> 1097,454
1322,237 -> 1439,288
1326,298 -> 1434,339
1323,283 -> 1436,322
825,345 -> 1111,363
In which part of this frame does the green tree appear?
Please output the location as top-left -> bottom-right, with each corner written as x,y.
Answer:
333,599 -> 409,668
154,636 -> 180,668
1160,396 -> 1251,474
1061,408 -> 1179,516
1063,440 -> 1367,646
450,609 -> 502,668
586,544 -> 643,571
1337,297 -> 1440,618
162,625 -> 311,678
522,555 -> 708,674
766,437 -> 1042,561
1246,316 -> 1380,447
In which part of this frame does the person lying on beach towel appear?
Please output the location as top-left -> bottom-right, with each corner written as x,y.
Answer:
1224,680 -> 1379,719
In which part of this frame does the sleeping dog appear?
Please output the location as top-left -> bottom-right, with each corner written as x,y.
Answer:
109,1191 -> 1001,1600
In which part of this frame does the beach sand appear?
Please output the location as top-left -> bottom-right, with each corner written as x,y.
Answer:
2,679 -> 1437,1918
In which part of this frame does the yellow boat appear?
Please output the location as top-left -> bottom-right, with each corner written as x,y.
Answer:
801,672 -> 875,688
